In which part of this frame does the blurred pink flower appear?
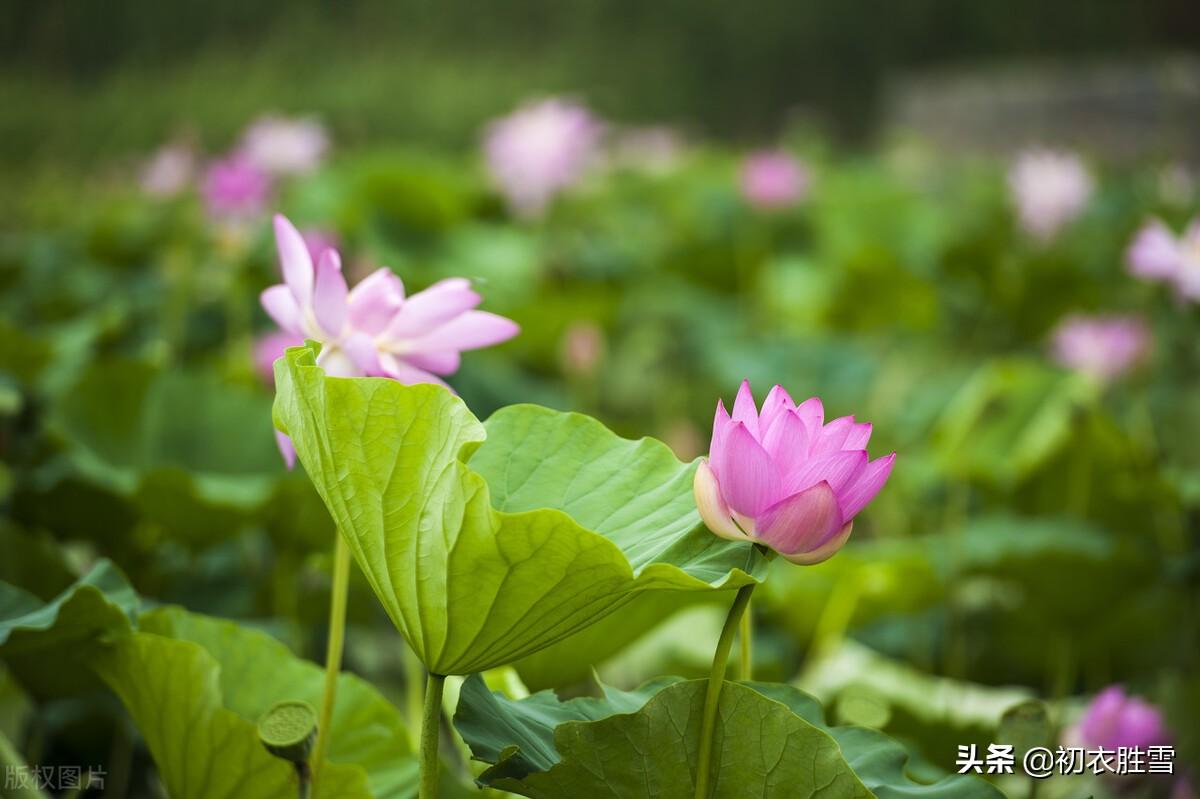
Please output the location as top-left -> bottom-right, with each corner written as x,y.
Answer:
253,329 -> 303,383
1008,149 -> 1093,241
1051,314 -> 1149,383
202,153 -> 272,219
694,381 -> 895,565
483,98 -> 603,217
261,214 -> 519,465
140,143 -> 196,197
1066,685 -> 1170,752
560,321 -> 604,376
739,150 -> 809,209
240,115 -> 329,176
1126,217 -> 1200,301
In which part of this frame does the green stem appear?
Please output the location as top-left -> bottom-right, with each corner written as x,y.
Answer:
312,534 -> 352,790
0,729 -> 48,799
693,583 -> 756,799
738,599 -> 752,680
420,672 -> 446,799
296,762 -> 312,799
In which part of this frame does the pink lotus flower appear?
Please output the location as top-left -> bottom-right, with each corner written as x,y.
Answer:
483,98 -> 603,217
202,153 -> 272,219
694,381 -> 895,565
261,214 -> 519,465
1067,685 -> 1170,751
1126,217 -> 1200,301
1008,149 -> 1093,241
140,142 -> 196,197
1051,314 -> 1149,383
240,115 -> 329,176
739,150 -> 809,209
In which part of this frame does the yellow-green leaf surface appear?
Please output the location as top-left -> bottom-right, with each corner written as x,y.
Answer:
274,345 -> 767,674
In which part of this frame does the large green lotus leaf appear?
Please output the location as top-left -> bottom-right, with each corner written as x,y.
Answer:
0,559 -> 137,650
140,606 -> 417,798
273,344 -> 766,674
91,631 -> 371,799
454,674 -> 1003,798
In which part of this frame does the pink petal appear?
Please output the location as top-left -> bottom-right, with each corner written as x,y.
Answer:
385,278 -> 481,339
710,399 -> 732,467
838,452 -> 896,520
315,347 -> 360,377
794,397 -> 824,436
261,285 -> 303,334
810,415 -> 855,457
730,380 -> 761,441
783,450 -> 867,496
843,422 -> 873,450
273,214 -> 313,305
312,249 -> 348,337
693,460 -> 747,542
404,351 -> 462,375
759,384 -> 795,432
253,330 -> 303,383
756,481 -> 843,557
347,268 -> 404,336
275,430 -> 297,470
403,311 -> 519,353
761,408 -> 810,464
780,521 -> 854,566
711,421 -> 781,517
379,354 -> 453,390
341,331 -> 382,375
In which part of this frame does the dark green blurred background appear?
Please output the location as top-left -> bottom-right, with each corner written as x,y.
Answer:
3,0 -> 1198,174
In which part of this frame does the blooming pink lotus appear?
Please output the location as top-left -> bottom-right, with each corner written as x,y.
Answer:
483,98 -> 603,218
1008,149 -> 1093,241
1126,217 -> 1200,301
1051,314 -> 1149,383
260,214 -> 519,465
694,381 -> 895,565
739,150 -> 809,209
1067,685 -> 1170,751
240,115 -> 329,176
202,153 -> 272,220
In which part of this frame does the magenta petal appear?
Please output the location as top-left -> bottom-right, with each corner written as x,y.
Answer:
404,311 -> 519,353
784,449 -> 867,496
275,430 -> 297,470
759,384 -> 796,432
693,460 -> 746,542
385,278 -> 481,339
756,481 -> 842,556
405,351 -> 462,375
312,249 -> 348,337
843,422 -> 873,451
261,285 -> 302,334
762,408 -> 810,464
710,399 -> 732,467
810,416 -> 855,457
730,380 -> 761,441
273,214 -> 313,305
711,421 -> 781,517
794,397 -> 824,436
347,268 -> 404,336
838,452 -> 896,520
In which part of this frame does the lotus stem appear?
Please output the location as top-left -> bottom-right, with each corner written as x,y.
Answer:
420,672 -> 447,799
312,533 -> 352,789
693,582 -> 756,799
739,600 -> 752,680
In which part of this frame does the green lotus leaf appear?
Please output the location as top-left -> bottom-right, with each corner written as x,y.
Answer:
0,565 -> 434,798
454,674 -> 1004,798
273,344 -> 767,674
